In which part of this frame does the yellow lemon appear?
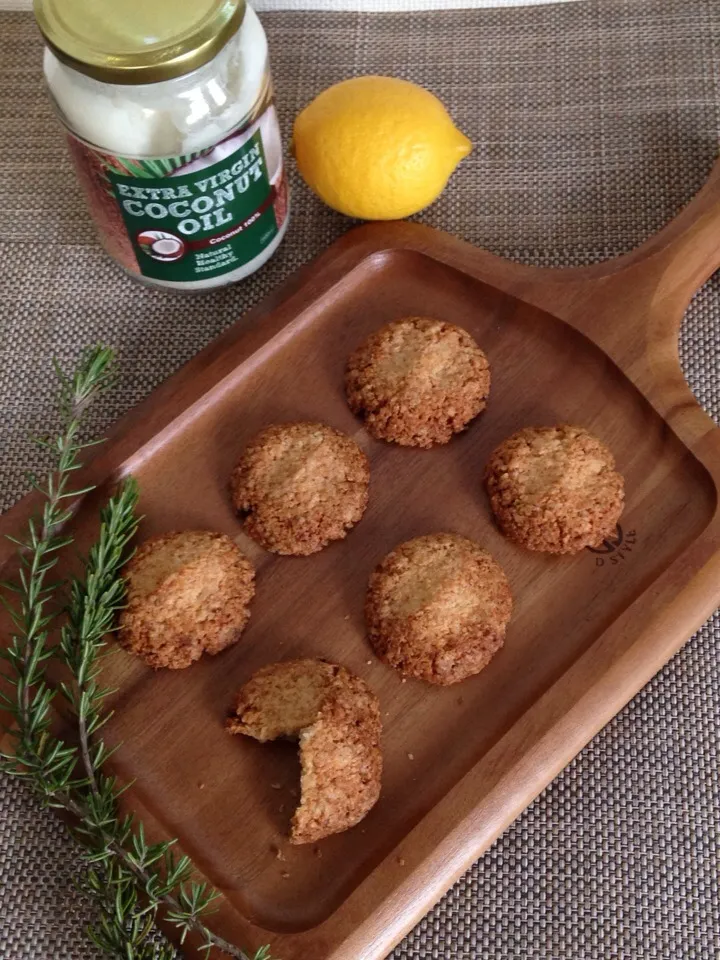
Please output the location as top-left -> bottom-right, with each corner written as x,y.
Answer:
292,76 -> 472,220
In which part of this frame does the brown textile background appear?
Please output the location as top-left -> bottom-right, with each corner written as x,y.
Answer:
1,1 -> 719,957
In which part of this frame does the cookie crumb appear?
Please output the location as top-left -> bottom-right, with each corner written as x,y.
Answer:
397,857 -> 406,867
407,753 -> 414,761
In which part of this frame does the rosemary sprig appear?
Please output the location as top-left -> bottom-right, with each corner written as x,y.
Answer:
0,347 -> 272,960
1,345 -> 116,794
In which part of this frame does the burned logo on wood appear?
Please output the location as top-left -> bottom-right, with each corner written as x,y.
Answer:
587,525 -> 637,566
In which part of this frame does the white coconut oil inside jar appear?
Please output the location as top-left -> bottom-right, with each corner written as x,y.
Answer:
36,0 -> 289,290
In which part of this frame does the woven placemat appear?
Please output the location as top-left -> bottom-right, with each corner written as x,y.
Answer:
1,1 -> 719,957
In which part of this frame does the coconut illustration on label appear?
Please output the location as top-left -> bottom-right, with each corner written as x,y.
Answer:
137,231 -> 186,262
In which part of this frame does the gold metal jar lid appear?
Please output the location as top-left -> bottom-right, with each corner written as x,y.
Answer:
34,0 -> 246,85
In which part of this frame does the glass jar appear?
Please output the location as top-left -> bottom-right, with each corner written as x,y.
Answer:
34,0 -> 289,290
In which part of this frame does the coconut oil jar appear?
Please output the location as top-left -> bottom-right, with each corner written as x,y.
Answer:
34,0 -> 289,289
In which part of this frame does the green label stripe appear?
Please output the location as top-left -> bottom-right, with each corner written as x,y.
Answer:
105,127 -> 280,283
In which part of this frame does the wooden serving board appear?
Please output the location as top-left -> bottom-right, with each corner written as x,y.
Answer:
2,157 -> 720,960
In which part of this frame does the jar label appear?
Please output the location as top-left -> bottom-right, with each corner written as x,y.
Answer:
66,100 -> 288,285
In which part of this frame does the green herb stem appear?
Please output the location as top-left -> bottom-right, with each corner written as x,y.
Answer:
0,346 -> 272,960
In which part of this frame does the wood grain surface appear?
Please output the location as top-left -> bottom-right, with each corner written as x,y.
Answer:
2,158 -> 719,960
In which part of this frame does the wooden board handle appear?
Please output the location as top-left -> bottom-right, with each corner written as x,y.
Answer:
335,158 -> 720,452
345,155 -> 720,370
339,156 -> 720,417
510,154 -> 720,346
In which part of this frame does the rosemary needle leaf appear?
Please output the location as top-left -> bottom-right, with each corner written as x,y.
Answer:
2,346 -> 273,960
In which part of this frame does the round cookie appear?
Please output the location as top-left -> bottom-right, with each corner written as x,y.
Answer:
345,316 -> 490,448
484,424 -> 625,554
230,421 -> 370,556
365,533 -> 512,685
118,531 -> 255,669
227,658 -> 382,844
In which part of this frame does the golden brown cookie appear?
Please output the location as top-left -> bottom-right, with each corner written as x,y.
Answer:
365,533 -> 512,685
228,659 -> 382,844
484,424 -> 625,554
118,531 -> 255,669
230,422 -> 370,556
345,316 -> 490,447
